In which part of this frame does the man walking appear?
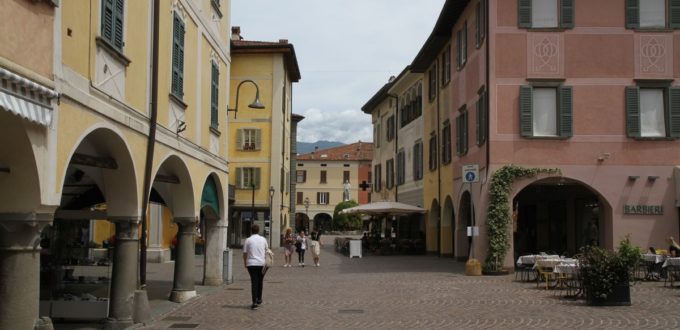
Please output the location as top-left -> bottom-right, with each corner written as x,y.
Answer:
243,224 -> 268,310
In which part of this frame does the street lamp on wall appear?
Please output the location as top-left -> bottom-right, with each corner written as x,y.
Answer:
268,186 -> 275,247
227,79 -> 265,119
303,197 -> 310,233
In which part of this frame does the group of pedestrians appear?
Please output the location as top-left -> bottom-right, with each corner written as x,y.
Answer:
282,227 -> 322,267
242,224 -> 324,310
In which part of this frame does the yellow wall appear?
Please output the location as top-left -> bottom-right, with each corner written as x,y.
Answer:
61,0 -> 90,77
124,0 -> 151,114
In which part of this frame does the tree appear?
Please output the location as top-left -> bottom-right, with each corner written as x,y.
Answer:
333,200 -> 362,230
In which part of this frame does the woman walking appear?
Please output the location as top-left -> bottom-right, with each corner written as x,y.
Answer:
296,231 -> 308,267
310,231 -> 322,267
283,228 -> 295,267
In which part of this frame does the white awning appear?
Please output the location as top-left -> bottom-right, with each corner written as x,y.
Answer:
0,68 -> 57,127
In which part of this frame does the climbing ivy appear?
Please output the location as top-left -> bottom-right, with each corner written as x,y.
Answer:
484,165 -> 561,271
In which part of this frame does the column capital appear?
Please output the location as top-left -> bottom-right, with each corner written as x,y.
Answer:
173,216 -> 198,225
0,213 -> 53,250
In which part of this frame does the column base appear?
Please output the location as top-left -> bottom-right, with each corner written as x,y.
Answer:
169,290 -> 196,303
203,277 -> 223,286
103,317 -> 134,330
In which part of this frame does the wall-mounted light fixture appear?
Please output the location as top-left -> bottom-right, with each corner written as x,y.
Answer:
648,176 -> 659,182
227,79 -> 265,119
628,176 -> 639,181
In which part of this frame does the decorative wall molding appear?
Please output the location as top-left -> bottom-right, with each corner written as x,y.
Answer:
635,34 -> 673,79
527,34 -> 564,78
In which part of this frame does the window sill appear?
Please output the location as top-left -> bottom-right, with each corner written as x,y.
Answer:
522,135 -> 570,140
631,28 -> 675,33
524,27 -> 568,32
632,137 -> 677,141
209,126 -> 221,136
95,37 -> 131,67
169,93 -> 187,110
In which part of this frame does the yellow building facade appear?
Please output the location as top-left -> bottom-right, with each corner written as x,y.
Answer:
228,27 -> 300,247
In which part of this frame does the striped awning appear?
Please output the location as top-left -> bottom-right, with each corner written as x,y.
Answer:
0,68 -> 57,127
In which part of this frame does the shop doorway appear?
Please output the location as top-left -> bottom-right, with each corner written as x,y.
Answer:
513,178 -> 603,260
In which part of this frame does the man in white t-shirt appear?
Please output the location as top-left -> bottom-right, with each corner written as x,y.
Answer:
243,224 -> 268,310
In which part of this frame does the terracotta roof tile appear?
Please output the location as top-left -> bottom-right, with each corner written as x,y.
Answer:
297,142 -> 373,161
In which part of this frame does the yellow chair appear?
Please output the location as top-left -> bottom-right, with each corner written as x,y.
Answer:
536,262 -> 555,289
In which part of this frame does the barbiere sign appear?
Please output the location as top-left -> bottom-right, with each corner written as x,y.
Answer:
623,204 -> 663,215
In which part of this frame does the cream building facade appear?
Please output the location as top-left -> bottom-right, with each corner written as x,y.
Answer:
228,27 -> 300,248
2,0 -> 234,328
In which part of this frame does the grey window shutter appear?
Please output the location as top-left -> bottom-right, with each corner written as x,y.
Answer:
113,0 -> 124,50
255,129 -> 262,150
101,0 -> 114,44
625,0 -> 639,29
561,0 -> 574,29
456,117 -> 462,155
558,86 -> 573,138
172,13 -> 184,97
236,168 -> 242,188
669,87 -> 680,138
518,0 -> 532,28
211,63 -> 219,128
254,168 -> 261,189
671,0 -> 680,29
625,86 -> 641,138
476,96 -> 482,145
316,192 -> 320,204
519,85 -> 533,137
236,129 -> 242,150
178,19 -> 185,97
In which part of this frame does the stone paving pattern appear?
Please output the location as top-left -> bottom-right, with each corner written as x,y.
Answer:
141,236 -> 680,330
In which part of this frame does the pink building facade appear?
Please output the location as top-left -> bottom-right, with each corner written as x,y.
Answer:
418,0 -> 680,268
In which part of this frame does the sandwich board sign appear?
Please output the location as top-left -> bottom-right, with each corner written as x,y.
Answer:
462,164 -> 479,183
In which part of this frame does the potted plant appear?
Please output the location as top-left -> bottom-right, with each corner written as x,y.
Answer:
577,236 -> 642,306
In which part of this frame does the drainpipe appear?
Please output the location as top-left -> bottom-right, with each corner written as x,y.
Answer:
436,65 -> 442,257
140,0 -> 160,287
484,0 -> 491,181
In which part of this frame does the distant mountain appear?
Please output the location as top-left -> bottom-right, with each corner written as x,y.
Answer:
297,140 -> 345,155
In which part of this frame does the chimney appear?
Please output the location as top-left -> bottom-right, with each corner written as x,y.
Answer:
279,39 -> 288,44
231,26 -> 242,41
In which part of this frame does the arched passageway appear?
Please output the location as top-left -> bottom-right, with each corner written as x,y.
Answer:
429,199 -> 440,254
457,191 -> 474,261
442,197 -> 454,257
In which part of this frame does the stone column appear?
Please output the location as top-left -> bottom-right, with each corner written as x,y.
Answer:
203,221 -> 226,286
170,217 -> 197,302
0,213 -> 52,330
105,217 -> 140,330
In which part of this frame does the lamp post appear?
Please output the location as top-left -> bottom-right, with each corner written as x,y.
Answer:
268,186 -> 275,247
303,197 -> 310,233
227,79 -> 265,119
250,183 -> 256,233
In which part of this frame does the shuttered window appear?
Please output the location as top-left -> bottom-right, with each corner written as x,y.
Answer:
343,171 -> 350,183
442,121 -> 452,164
441,46 -> 451,86
476,0 -> 486,48
386,115 -> 395,141
374,164 -> 382,192
626,86 -> 680,138
519,85 -> 573,138
297,192 -> 303,205
296,170 -> 306,183
101,0 -> 125,51
317,192 -> 330,205
236,129 -> 261,151
320,170 -> 327,184
456,109 -> 469,156
457,21 -> 467,69
518,0 -> 574,29
171,12 -> 185,98
210,61 -> 219,129
397,149 -> 405,185
429,64 -> 437,102
386,159 -> 394,189
627,0 -> 680,29
413,141 -> 423,181
429,133 -> 437,171
236,167 -> 261,189
476,90 -> 487,146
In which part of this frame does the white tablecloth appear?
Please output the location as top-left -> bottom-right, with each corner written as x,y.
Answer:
516,254 -> 560,266
554,263 -> 578,275
662,257 -> 680,268
642,253 -> 665,264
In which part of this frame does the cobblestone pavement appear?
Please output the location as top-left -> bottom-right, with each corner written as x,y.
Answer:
141,237 -> 680,330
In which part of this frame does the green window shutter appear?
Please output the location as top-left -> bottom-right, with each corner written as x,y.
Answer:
519,85 -> 533,137
669,87 -> 680,138
236,129 -> 242,150
255,129 -> 262,150
477,91 -> 487,145
172,13 -> 185,98
210,63 -> 219,128
625,0 -> 639,29
561,0 -> 574,29
236,168 -> 242,188
558,86 -> 573,138
254,168 -> 261,189
101,0 -> 114,44
518,0 -> 532,28
625,86 -> 641,138
456,117 -> 462,155
671,0 -> 680,29
463,111 -> 468,154
113,0 -> 124,50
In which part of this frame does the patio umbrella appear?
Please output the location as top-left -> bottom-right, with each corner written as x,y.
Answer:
339,201 -> 426,217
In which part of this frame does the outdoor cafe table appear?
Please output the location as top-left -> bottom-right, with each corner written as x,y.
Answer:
516,255 -> 560,267
553,262 -> 578,275
642,253 -> 666,264
662,257 -> 680,268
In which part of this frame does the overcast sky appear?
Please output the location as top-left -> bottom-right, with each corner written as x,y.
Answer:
231,0 -> 445,144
